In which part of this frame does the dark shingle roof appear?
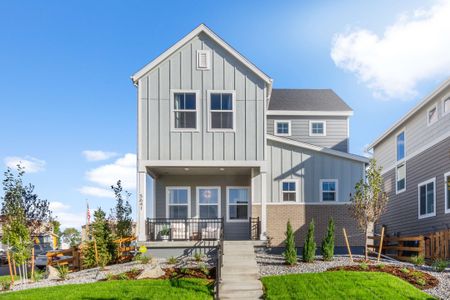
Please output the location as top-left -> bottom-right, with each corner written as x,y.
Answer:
268,89 -> 352,111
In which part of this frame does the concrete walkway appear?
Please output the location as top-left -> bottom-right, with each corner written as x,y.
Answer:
219,241 -> 263,299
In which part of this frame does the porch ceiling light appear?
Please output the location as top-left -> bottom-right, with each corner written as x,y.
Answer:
184,168 -> 190,171
219,168 -> 225,171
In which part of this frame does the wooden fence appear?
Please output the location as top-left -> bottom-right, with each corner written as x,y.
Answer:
114,236 -> 137,263
46,247 -> 82,271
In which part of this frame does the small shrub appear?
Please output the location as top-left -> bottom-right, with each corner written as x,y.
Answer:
57,265 -> 69,280
193,252 -> 204,262
117,273 -> 128,280
32,269 -> 45,282
432,259 -> 449,272
283,220 -> 297,266
1,281 -> 11,291
139,254 -> 152,265
359,262 -> 369,270
167,256 -> 177,265
411,271 -> 424,279
376,263 -> 385,270
105,273 -> 114,281
410,255 -> 425,266
321,218 -> 335,261
302,219 -> 316,263
416,278 -> 426,286
198,263 -> 209,275
400,267 -> 410,274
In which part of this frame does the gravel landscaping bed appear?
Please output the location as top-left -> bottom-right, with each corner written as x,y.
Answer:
257,253 -> 450,300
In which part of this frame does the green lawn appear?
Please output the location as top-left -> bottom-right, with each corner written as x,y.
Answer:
262,271 -> 435,300
0,278 -> 213,300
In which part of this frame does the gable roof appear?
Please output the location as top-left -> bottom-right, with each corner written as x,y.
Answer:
131,24 -> 273,87
267,135 -> 369,163
368,77 -> 450,150
267,89 -> 353,116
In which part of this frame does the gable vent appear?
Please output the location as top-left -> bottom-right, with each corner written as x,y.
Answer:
197,50 -> 211,70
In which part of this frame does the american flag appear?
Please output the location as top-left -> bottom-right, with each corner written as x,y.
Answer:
86,201 -> 91,225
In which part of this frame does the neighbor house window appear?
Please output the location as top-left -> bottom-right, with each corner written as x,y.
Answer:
309,121 -> 326,136
166,187 -> 190,218
208,91 -> 235,131
445,172 -> 450,214
226,187 -> 249,221
320,179 -> 338,201
274,120 -> 291,136
443,96 -> 450,116
396,163 -> 406,193
427,105 -> 438,125
197,187 -> 220,218
172,91 -> 199,130
281,180 -> 298,202
396,131 -> 405,161
418,178 -> 436,219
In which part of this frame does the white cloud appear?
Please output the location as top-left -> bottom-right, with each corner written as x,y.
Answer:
4,155 -> 46,173
82,150 -> 118,161
50,201 -> 85,229
78,186 -> 114,198
331,1 -> 450,99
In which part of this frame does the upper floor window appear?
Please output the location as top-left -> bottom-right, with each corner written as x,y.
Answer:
396,131 -> 405,161
274,120 -> 291,136
281,180 -> 298,202
309,121 -> 326,136
418,178 -> 435,219
172,91 -> 199,131
445,172 -> 450,214
443,96 -> 450,116
320,179 -> 338,201
427,104 -> 438,126
208,91 -> 235,131
396,163 -> 406,194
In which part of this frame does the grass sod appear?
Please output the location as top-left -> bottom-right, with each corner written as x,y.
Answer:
0,278 -> 214,300
261,271 -> 435,300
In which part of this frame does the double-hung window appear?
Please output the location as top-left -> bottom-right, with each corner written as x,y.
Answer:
167,187 -> 190,218
427,104 -> 438,126
226,187 -> 249,221
418,178 -> 436,219
172,91 -> 198,130
309,121 -> 326,136
396,131 -> 405,161
197,187 -> 220,218
320,179 -> 338,201
396,163 -> 406,193
445,172 -> 450,214
274,120 -> 291,136
281,180 -> 297,202
208,91 -> 235,131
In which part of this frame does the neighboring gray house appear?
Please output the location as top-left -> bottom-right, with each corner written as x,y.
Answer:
369,78 -> 450,237
132,24 -> 368,248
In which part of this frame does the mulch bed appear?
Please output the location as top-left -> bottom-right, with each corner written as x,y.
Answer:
327,265 -> 439,290
162,267 -> 215,280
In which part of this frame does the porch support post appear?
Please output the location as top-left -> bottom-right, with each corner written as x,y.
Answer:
260,171 -> 267,240
137,171 -> 147,242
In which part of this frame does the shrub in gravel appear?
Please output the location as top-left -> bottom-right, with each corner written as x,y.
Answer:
57,265 -> 69,280
432,259 -> 449,272
193,252 -> 204,262
1,281 -> 11,291
283,220 -> 297,266
401,267 -> 410,274
167,256 -> 177,265
410,255 -> 425,266
359,262 -> 369,270
376,263 -> 385,270
321,218 -> 335,261
302,219 -> 316,263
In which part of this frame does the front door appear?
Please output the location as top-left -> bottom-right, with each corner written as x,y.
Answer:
225,186 -> 250,240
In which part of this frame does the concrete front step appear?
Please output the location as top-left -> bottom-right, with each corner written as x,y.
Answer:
220,289 -> 264,299
221,281 -> 262,291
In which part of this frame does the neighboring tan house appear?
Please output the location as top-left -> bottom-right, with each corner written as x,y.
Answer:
81,222 -> 137,242
369,78 -> 450,237
132,24 -> 368,249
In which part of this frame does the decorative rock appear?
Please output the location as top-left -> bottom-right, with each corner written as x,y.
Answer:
46,266 -> 59,280
136,265 -> 165,279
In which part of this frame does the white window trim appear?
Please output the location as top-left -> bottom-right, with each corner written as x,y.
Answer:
166,186 -> 191,218
207,90 -> 236,132
170,90 -> 200,132
280,179 -> 299,202
395,162 -> 406,194
226,186 -> 250,223
442,93 -> 450,117
395,129 -> 406,163
426,103 -> 438,126
417,178 -> 436,219
309,120 -> 327,136
196,50 -> 211,70
274,120 -> 291,136
320,179 -> 339,202
445,172 -> 450,214
195,186 -> 221,219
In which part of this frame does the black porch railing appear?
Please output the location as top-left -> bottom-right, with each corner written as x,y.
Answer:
146,218 -> 224,241
249,217 -> 261,240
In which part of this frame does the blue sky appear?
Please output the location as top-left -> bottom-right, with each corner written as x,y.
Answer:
0,0 -> 448,228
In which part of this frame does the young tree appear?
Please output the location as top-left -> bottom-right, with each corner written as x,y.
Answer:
283,220 -> 297,266
350,159 -> 389,260
51,220 -> 61,248
302,219 -> 316,263
321,218 -> 335,261
110,180 -> 132,238
62,228 -> 81,247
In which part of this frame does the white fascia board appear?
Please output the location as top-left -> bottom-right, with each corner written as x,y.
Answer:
267,135 -> 369,163
267,110 -> 353,116
139,160 -> 267,171
369,78 -> 450,150
131,24 -> 272,86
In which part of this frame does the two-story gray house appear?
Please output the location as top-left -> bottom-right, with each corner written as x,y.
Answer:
132,24 -> 368,249
369,79 -> 450,237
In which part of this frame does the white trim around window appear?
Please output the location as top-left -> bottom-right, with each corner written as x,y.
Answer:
427,103 -> 438,126
309,120 -> 326,136
395,162 -> 406,194
166,186 -> 191,218
280,179 -> 299,202
417,178 -> 436,219
442,94 -> 450,117
196,186 -> 221,219
207,90 -> 236,132
274,120 -> 291,136
445,172 -> 450,214
170,90 -> 200,132
226,186 -> 250,223
320,179 -> 339,202
396,129 -> 406,162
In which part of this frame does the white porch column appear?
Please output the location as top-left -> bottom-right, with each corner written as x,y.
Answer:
260,171 -> 267,240
137,171 -> 147,242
